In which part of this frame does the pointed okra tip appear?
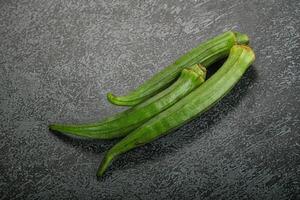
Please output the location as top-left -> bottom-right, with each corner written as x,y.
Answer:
106,92 -> 138,106
48,123 -> 62,131
107,92 -> 126,106
48,124 -> 56,131
48,124 -> 64,134
96,153 -> 113,177
107,92 -> 116,102
233,31 -> 249,45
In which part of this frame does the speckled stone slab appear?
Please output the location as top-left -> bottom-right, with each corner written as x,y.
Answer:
0,0 -> 299,199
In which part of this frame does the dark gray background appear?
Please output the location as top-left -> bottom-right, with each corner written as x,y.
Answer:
0,0 -> 299,199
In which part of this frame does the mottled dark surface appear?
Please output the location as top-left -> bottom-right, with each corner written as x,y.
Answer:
0,0 -> 299,199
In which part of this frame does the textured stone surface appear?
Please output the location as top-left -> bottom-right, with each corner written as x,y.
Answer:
0,0 -> 299,199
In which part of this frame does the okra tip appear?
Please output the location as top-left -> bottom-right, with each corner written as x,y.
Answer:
48,124 -> 65,134
107,92 -> 138,106
107,92 -> 115,102
233,32 -> 249,45
107,92 -> 126,106
97,154 -> 113,177
48,124 -> 56,131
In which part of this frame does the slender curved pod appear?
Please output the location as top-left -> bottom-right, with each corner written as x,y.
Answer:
97,45 -> 255,176
49,64 -> 207,139
107,31 -> 249,106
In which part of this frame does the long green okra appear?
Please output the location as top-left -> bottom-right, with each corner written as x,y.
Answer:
97,45 -> 255,176
49,64 -> 206,139
107,31 -> 249,106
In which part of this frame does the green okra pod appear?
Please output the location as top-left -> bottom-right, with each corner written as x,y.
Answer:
49,64 -> 207,139
107,31 -> 249,106
97,45 -> 255,176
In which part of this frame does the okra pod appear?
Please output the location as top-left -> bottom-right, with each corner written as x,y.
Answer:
107,31 -> 249,106
97,45 -> 255,176
49,64 -> 206,139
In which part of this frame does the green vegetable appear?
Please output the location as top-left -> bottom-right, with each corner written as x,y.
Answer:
107,31 -> 249,106
97,45 -> 255,176
49,64 -> 206,139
